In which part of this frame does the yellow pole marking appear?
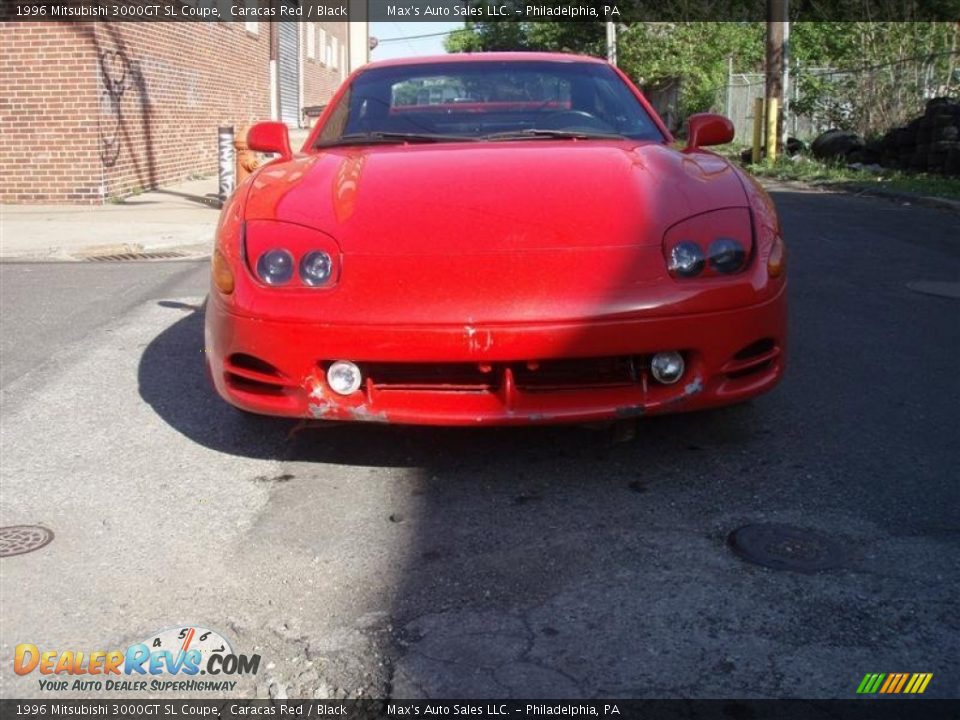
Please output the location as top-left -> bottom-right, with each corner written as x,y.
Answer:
766,97 -> 779,163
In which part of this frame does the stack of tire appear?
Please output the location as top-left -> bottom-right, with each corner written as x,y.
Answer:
875,98 -> 960,175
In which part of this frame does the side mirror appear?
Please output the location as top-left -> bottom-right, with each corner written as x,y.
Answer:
246,121 -> 293,161
685,113 -> 735,150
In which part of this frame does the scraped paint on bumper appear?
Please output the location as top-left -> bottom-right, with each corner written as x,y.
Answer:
204,286 -> 786,426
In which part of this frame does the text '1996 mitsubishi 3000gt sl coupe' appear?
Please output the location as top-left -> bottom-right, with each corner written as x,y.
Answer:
205,52 -> 786,426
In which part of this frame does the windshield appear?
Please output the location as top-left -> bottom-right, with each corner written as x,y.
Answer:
316,60 -> 666,147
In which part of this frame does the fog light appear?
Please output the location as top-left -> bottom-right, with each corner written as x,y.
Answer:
650,351 -> 685,385
327,360 -> 362,395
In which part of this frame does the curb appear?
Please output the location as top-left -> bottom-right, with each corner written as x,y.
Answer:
825,183 -> 960,213
756,177 -> 960,213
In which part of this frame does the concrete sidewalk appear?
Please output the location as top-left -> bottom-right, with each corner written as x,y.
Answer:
0,178 -> 221,261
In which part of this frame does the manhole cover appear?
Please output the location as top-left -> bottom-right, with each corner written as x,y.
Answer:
906,281 -> 960,299
83,251 -> 187,262
727,523 -> 844,573
0,525 -> 54,557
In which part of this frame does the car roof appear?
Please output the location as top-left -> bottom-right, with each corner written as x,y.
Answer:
362,52 -> 609,71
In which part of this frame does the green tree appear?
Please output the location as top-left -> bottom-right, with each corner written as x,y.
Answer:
445,14 -> 959,134
617,23 -> 763,118
789,22 -> 959,135
447,18 -> 763,119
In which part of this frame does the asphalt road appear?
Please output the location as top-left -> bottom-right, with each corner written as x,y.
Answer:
1,187 -> 958,700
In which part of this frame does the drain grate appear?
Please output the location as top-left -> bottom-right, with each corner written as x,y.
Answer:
0,525 -> 54,557
727,523 -> 844,573
83,251 -> 187,262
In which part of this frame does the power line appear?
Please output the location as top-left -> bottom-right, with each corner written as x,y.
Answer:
392,21 -> 420,56
376,30 -> 460,43
803,50 -> 959,77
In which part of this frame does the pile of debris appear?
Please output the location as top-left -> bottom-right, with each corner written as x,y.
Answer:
810,97 -> 960,175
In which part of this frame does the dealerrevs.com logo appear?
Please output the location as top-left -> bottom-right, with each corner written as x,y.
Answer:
14,626 -> 260,693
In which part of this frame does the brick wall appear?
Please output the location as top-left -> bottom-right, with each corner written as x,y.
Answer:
301,21 -> 349,126
0,22 -> 101,203
0,20 -> 350,205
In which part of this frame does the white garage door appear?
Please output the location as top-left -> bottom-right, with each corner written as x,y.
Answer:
278,21 -> 300,127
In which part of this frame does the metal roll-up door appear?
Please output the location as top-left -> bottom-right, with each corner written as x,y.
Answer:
278,21 -> 300,127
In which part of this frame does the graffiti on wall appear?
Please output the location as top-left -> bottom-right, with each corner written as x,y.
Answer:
97,48 -> 140,168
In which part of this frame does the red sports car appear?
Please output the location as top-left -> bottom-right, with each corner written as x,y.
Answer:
205,52 -> 786,425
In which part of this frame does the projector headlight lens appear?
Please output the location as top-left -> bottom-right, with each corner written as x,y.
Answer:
668,241 -> 705,278
256,249 -> 294,286
300,251 -> 333,287
708,237 -> 747,274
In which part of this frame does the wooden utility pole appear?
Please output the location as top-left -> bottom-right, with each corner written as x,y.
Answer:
765,0 -> 788,158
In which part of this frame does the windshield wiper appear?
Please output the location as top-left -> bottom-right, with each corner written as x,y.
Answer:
484,129 -> 626,141
317,131 -> 477,147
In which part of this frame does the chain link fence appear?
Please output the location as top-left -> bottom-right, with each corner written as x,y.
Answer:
720,71 -> 826,143
717,52 -> 960,144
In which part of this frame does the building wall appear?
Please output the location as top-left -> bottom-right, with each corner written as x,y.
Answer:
0,20 -> 351,205
301,21 -> 349,126
0,22 -> 101,203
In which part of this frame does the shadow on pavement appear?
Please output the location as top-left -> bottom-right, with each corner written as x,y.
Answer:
136,188 -> 960,698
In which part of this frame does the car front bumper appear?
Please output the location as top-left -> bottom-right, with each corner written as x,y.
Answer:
204,283 -> 786,426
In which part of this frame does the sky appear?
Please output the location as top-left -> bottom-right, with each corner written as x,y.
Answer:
369,22 -> 464,61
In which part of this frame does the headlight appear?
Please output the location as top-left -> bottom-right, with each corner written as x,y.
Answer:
668,241 -> 705,278
300,251 -> 333,286
708,237 -> 747,274
255,249 -> 295,286
244,220 -> 341,289
662,208 -> 752,279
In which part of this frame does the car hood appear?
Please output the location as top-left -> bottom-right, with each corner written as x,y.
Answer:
244,140 -> 748,254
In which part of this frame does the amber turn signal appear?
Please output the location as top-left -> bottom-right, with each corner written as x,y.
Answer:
767,235 -> 786,278
212,249 -> 235,294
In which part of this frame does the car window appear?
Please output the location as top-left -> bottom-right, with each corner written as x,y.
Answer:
316,60 -> 665,145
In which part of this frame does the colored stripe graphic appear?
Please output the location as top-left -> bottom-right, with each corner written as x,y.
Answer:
893,673 -> 910,693
857,673 -> 886,694
879,674 -> 896,693
906,673 -> 934,694
857,672 -> 933,694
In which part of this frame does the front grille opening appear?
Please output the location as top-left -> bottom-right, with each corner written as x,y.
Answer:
726,359 -> 774,379
357,356 -> 647,394
513,356 -> 640,391
363,362 -> 498,392
726,339 -> 778,380
227,353 -> 284,378
224,372 -> 288,396
734,338 -> 776,361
